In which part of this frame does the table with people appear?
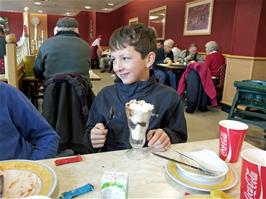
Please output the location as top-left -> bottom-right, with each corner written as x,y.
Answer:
152,38 -> 226,113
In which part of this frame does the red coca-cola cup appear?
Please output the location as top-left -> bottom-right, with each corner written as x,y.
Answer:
240,149 -> 266,199
219,120 -> 248,163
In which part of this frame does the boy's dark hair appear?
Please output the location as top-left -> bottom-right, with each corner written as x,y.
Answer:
109,23 -> 156,59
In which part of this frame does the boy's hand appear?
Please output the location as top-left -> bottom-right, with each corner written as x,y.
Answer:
147,129 -> 171,151
90,123 -> 108,149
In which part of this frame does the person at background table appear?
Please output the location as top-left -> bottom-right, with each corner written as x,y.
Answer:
91,35 -> 103,69
85,24 -> 187,153
156,39 -> 164,49
204,41 -> 225,77
99,48 -> 113,73
0,82 -> 59,160
179,43 -> 203,63
153,39 -> 178,90
0,26 -> 6,74
33,17 -> 92,87
153,39 -> 165,64
172,46 -> 181,62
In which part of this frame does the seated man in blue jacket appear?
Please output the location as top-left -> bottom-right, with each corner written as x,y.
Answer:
0,82 -> 59,160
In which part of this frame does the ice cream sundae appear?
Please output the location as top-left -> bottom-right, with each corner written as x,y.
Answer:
125,100 -> 154,148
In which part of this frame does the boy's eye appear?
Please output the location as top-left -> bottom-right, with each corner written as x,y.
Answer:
122,57 -> 130,61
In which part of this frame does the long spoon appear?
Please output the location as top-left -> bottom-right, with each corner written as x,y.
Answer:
104,106 -> 115,128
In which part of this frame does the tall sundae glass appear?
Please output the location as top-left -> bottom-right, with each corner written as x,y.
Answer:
125,100 -> 154,159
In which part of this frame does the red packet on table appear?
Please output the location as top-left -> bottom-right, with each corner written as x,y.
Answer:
54,155 -> 83,166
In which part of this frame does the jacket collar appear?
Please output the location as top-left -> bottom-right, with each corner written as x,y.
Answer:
115,75 -> 157,102
56,31 -> 79,37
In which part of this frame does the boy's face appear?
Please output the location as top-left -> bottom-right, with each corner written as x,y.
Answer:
111,45 -> 155,84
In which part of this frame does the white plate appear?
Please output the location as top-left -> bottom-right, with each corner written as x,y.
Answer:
165,161 -> 238,192
0,160 -> 57,198
176,149 -> 228,184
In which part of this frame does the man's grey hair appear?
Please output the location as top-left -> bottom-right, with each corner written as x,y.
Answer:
55,17 -> 79,34
205,41 -> 219,53
164,39 -> 175,48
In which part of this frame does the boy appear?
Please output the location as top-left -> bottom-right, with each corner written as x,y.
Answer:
0,82 -> 59,160
85,24 -> 187,153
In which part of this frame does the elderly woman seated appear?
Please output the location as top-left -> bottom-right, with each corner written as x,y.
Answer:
205,41 -> 226,101
204,41 -> 225,77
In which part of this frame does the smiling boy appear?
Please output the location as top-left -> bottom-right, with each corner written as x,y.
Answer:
85,24 -> 187,152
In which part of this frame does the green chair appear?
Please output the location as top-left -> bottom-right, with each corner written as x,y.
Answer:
228,80 -> 266,132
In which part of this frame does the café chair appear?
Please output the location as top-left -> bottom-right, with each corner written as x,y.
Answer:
212,64 -> 226,101
182,70 -> 209,113
228,80 -> 266,133
42,73 -> 95,155
178,62 -> 217,113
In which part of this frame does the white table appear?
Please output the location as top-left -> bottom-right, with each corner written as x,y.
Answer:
40,139 -> 256,198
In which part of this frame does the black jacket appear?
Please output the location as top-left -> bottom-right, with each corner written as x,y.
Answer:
85,76 -> 187,153
0,35 -> 6,59
43,74 -> 95,154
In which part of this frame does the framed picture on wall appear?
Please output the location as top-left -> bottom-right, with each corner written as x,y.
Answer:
183,0 -> 214,36
129,17 -> 138,25
148,5 -> 167,40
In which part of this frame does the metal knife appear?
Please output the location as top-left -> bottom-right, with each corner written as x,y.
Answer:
152,152 -> 217,176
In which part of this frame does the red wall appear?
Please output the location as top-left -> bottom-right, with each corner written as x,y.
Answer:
76,11 -> 90,43
47,15 -> 61,38
97,0 -> 265,56
255,0 -> 266,57
0,11 -> 23,41
96,9 -> 123,46
98,0 -> 236,53
230,0 -> 263,56
47,12 -> 90,43
1,0 -> 265,56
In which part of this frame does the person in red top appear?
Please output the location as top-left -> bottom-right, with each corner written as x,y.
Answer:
204,41 -> 225,76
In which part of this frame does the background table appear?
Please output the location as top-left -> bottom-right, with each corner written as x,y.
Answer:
157,63 -> 186,71
40,139 -> 256,198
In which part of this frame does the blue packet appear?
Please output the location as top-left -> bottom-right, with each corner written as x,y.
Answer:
58,183 -> 94,199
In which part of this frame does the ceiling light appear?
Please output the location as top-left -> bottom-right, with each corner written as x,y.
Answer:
66,12 -> 70,16
85,6 -> 91,9
34,2 -> 42,5
38,10 -> 43,13
108,3 -> 114,6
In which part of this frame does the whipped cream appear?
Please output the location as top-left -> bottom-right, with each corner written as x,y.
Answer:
126,100 -> 154,112
125,100 -> 154,140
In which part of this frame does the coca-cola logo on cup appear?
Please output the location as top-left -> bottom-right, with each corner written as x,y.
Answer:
244,168 -> 258,199
220,131 -> 228,156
